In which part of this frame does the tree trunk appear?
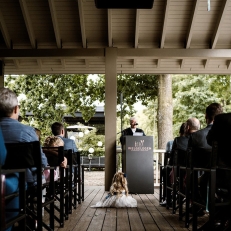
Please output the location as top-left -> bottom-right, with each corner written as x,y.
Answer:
157,74 -> 173,150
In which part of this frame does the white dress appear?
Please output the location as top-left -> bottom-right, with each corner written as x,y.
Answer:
91,191 -> 137,208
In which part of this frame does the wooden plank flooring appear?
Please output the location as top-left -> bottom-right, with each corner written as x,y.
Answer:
51,186 -> 209,231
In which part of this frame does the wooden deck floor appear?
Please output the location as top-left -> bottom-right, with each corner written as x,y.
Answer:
52,186 -> 208,231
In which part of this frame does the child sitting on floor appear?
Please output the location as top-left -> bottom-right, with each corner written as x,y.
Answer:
91,172 -> 137,208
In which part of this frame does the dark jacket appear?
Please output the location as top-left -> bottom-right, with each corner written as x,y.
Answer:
188,124 -> 212,168
207,113 -> 231,168
188,124 -> 212,150
120,127 -> 145,144
169,136 -> 189,165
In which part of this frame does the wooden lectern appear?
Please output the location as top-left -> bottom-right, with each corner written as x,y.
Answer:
122,136 -> 154,194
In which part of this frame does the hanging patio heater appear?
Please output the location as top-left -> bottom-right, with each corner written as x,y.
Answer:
94,0 -> 154,9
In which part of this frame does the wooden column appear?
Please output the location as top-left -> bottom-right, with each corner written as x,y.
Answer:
0,61 -> 4,87
105,48 -> 117,190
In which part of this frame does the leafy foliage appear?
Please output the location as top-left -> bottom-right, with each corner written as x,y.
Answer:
172,74 -> 231,137
5,74 -> 159,147
67,128 -> 105,156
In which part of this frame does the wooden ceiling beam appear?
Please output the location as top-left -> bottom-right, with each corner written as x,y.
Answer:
19,0 -> 36,48
48,0 -> 61,48
211,0 -> 229,49
77,0 -> 87,48
186,0 -> 200,48
0,9 -> 11,48
117,48 -> 231,59
108,9 -> 113,47
0,49 -> 104,59
135,9 -> 140,48
160,0 -> 170,48
2,48 -> 231,59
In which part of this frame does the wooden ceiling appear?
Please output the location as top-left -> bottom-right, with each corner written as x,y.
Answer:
1,0 -> 231,74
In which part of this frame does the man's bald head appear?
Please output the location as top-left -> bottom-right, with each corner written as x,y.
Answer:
186,117 -> 200,134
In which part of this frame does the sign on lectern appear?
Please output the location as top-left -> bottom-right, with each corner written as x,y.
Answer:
122,136 -> 154,194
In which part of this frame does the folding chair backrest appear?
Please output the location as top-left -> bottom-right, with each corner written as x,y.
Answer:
190,147 -> 212,169
174,149 -> 187,167
3,142 -> 41,169
0,166 -> 5,229
42,146 -> 64,167
4,141 -> 43,191
211,141 -> 218,169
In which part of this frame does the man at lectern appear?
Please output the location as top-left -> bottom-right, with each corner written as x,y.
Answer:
120,117 -> 146,144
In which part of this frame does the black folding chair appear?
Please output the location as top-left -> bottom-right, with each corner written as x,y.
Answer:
159,151 -> 170,203
42,146 -> 69,227
192,142 -> 231,231
0,166 -> 26,231
4,141 -> 55,231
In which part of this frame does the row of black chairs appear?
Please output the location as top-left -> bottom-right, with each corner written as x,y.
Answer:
159,142 -> 231,230
0,141 -> 84,231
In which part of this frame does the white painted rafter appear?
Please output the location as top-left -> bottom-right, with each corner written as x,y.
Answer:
77,0 -> 86,48
133,59 -> 137,68
37,59 -> 43,69
135,9 -> 140,48
204,59 -> 210,69
211,0 -> 229,49
108,9 -> 113,47
186,0 -> 200,48
160,0 -> 170,48
0,9 -> 11,48
180,59 -> 185,69
61,59 -> 66,69
19,0 -> 36,48
13,60 -> 19,69
48,0 -> 61,48
156,59 -> 161,68
227,60 -> 231,69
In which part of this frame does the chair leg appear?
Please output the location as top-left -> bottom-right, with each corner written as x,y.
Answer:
81,166 -> 84,202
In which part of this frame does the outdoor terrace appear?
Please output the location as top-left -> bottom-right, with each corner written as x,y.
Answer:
51,171 -> 207,231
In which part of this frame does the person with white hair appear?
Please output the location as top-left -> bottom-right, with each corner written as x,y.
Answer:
120,116 -> 145,144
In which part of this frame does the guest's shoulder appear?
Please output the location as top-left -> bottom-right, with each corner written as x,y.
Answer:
215,112 -> 231,120
61,137 -> 73,143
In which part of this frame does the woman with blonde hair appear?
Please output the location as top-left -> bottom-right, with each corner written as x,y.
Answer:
91,172 -> 137,207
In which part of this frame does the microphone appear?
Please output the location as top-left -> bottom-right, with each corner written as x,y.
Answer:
135,123 -> 138,126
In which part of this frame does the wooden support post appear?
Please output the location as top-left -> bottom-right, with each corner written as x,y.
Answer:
105,48 -> 117,191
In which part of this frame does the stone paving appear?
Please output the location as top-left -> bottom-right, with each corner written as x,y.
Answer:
84,170 -> 105,186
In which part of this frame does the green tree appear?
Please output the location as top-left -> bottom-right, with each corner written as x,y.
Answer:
172,74 -> 221,136
209,75 -> 231,111
5,74 -> 159,145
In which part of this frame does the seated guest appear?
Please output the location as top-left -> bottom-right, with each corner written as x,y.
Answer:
34,127 -> 41,142
43,136 -> 67,182
0,128 -> 18,231
43,136 -> 67,169
166,140 -> 173,153
51,122 -> 78,153
187,103 -> 223,214
188,103 -> 222,153
160,122 -> 190,206
207,111 -> 231,229
207,111 -> 231,169
0,87 -> 48,186
0,88 -> 48,230
169,122 -> 189,165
